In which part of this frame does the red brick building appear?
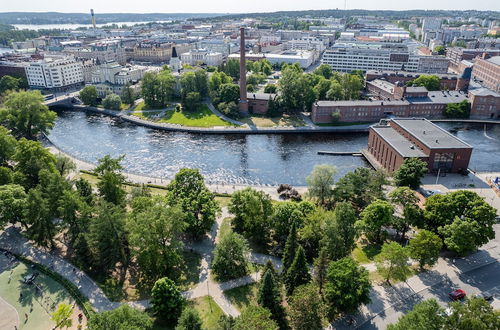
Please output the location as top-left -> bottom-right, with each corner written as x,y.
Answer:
367,118 -> 472,173
247,92 -> 277,114
365,70 -> 468,91
472,56 -> 500,93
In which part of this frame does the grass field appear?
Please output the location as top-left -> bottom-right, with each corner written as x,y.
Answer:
152,296 -> 223,330
351,242 -> 382,264
223,283 -> 259,311
238,113 -> 305,127
133,103 -> 234,127
0,259 -> 85,329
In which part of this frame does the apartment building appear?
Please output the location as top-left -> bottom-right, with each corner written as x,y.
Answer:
472,56 -> 500,93
25,56 -> 83,91
321,43 -> 449,73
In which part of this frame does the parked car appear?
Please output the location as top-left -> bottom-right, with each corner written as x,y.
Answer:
474,293 -> 494,302
449,289 -> 466,301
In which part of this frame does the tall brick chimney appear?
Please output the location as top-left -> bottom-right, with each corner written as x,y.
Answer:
238,27 -> 249,115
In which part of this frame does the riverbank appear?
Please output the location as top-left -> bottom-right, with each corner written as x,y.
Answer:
43,137 -> 308,200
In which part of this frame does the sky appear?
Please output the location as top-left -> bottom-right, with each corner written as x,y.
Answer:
1,0 -> 499,14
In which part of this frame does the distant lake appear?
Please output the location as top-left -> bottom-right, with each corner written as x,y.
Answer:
12,21 -> 172,31
0,48 -> 11,55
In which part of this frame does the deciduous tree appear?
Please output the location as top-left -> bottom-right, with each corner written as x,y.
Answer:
306,164 -> 336,206
88,304 -> 153,330
288,284 -> 327,330
233,305 -> 279,330
394,158 -> 428,189
375,242 -> 411,284
387,299 -> 445,330
321,202 -> 357,261
79,85 -> 98,106
408,230 -> 442,269
176,308 -> 203,330
150,277 -> 185,323
0,125 -> 16,166
356,199 -> 394,244
212,231 -> 249,281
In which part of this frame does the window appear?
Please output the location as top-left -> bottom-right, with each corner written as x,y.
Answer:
433,152 -> 454,171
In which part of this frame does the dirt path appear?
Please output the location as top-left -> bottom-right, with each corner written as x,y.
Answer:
0,295 -> 19,330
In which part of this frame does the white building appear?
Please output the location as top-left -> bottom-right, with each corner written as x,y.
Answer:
228,50 -> 315,69
180,49 -> 223,66
422,18 -> 442,31
90,61 -> 146,96
321,42 -> 449,73
25,56 -> 83,90
285,37 -> 326,53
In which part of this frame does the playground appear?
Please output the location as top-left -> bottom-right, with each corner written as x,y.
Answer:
0,252 -> 86,330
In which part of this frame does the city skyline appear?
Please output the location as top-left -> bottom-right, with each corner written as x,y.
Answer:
1,0 -> 499,14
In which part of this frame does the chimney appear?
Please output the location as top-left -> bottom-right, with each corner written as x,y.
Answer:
238,27 -> 249,116
90,9 -> 96,30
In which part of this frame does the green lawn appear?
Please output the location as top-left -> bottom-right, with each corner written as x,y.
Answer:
223,283 -> 259,311
351,242 -> 382,264
215,196 -> 232,208
218,217 -> 233,239
132,103 -> 235,127
152,296 -> 223,330
0,261 -> 78,329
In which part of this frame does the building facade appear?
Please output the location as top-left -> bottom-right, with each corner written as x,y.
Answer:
25,56 -> 83,91
472,56 -> 500,93
180,49 -> 223,66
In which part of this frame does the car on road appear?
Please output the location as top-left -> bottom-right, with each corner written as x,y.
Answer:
418,188 -> 443,198
449,289 -> 466,301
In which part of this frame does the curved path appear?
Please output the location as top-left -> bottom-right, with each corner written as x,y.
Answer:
0,295 -> 19,330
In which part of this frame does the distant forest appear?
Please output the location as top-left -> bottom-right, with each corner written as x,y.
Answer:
0,12 -> 224,25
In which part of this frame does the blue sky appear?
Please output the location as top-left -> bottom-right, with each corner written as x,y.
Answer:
2,0 -> 499,13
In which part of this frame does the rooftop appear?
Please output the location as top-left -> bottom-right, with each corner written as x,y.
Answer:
392,118 -> 472,150
486,56 -> 500,66
406,90 -> 468,104
371,126 -> 428,158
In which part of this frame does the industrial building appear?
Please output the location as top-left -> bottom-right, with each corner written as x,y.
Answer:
366,118 -> 472,173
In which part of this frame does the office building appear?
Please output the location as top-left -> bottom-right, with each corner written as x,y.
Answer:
472,56 -> 500,93
25,56 -> 83,91
180,49 -> 223,66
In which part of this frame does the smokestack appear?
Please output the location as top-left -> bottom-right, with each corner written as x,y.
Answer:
238,27 -> 248,115
90,9 -> 96,29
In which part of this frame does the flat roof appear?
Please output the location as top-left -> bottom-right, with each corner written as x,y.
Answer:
371,126 -> 428,158
392,118 -> 472,149
316,99 -> 408,107
406,91 -> 468,104
486,56 -> 500,66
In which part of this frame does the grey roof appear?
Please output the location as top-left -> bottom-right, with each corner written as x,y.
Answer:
406,91 -> 468,104
371,126 -> 428,158
316,100 -> 408,107
392,118 -> 472,149
406,86 -> 428,93
486,56 -> 500,66
468,87 -> 500,97
247,92 -> 276,100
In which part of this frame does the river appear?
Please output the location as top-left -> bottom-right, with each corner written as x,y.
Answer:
47,111 -> 500,186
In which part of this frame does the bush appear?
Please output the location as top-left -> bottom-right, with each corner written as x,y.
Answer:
102,94 -> 122,110
218,101 -> 239,118
443,100 -> 470,119
79,86 -> 98,106
264,84 -> 277,93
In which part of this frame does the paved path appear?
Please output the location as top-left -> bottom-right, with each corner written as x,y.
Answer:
0,295 -> 19,330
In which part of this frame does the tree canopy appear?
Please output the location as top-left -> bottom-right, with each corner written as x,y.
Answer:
394,158 -> 428,189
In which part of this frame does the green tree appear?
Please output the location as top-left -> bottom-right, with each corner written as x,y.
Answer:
38,168 -> 70,218
0,90 -> 56,139
212,231 -> 249,281
313,248 -> 329,297
79,85 -> 98,106
54,154 -> 76,177
356,199 -> 394,244
208,71 -> 232,102
261,259 -> 279,281
334,168 -> 387,210
288,284 -> 327,330
298,207 -> 325,258
180,72 -> 197,99
150,277 -> 186,323
25,188 -> 56,248
326,80 -> 343,100
12,138 -> 56,189
0,75 -> 21,94
278,64 -> 315,111
313,64 -> 333,79
223,59 -> 240,80
306,164 -> 336,206
271,201 -> 307,246
176,308 -> 203,330
285,245 -> 311,295
184,91 -> 201,111
264,84 -> 277,93
342,74 -> 364,100
229,187 -> 273,243
88,304 -> 153,330
120,83 -> 136,105
216,315 -> 235,330
94,155 -> 126,205
324,257 -> 371,315
0,184 -> 27,228
51,303 -> 73,329
257,270 -> 287,329
86,201 -> 128,273
389,187 -> 421,239
75,177 -> 93,205
233,305 -> 279,330
394,158 -> 428,189
141,70 -> 176,109
375,242 -> 411,284
409,75 -> 441,91
282,221 -> 299,273
0,125 -> 17,165
128,196 -> 187,282
434,45 -> 446,55
387,299 -> 445,330
102,93 -> 122,110
408,230 -> 442,269
166,168 -> 220,237
0,166 -> 12,185
445,296 -> 500,330
194,69 -> 209,97
443,100 -> 471,119
219,83 -> 240,104
313,77 -> 332,100
424,190 -> 496,255
321,202 -> 357,261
